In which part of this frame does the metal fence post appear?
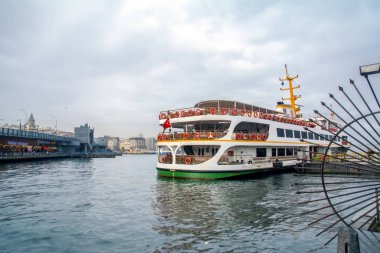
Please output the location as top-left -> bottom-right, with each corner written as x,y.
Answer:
337,226 -> 360,253
376,188 -> 379,225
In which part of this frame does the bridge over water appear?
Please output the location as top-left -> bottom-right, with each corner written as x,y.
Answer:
0,127 -> 80,155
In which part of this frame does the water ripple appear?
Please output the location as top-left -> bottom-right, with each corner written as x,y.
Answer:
0,156 -> 337,252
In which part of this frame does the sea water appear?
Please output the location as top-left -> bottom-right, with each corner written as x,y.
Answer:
0,155 -> 336,252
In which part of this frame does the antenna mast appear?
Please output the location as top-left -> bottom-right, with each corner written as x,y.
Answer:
279,64 -> 301,118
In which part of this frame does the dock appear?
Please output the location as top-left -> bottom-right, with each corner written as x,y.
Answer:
295,161 -> 379,176
0,153 -> 70,163
0,152 -> 117,163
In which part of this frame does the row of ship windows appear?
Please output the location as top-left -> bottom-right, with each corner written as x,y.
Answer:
256,147 -> 298,157
276,128 -> 345,141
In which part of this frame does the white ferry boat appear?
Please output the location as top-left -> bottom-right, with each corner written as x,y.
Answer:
156,66 -> 349,179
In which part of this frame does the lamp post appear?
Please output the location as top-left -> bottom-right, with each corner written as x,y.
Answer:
19,108 -> 27,130
16,119 -> 21,130
359,63 -> 380,108
50,115 -> 57,134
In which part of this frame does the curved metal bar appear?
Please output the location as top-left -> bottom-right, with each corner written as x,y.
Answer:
321,110 -> 380,227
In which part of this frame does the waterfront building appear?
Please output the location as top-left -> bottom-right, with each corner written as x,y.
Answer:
95,137 -> 108,147
107,137 -> 120,152
120,139 -> 132,152
145,137 -> 157,151
129,137 -> 146,150
74,123 -> 94,154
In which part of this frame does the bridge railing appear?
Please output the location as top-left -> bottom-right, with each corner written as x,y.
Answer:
0,127 -> 76,142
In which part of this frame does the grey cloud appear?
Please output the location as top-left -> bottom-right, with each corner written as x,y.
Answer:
1,0 -> 380,138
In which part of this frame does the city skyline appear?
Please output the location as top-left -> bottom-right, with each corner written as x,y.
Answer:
1,0 -> 380,137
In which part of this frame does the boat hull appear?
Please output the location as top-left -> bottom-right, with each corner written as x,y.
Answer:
156,167 -> 293,180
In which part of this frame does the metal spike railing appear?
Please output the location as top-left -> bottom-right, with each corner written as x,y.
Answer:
296,65 -> 380,248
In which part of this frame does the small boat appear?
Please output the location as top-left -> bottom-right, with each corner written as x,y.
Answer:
156,66 -> 349,179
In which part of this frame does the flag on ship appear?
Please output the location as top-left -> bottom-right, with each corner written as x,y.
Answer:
163,118 -> 171,129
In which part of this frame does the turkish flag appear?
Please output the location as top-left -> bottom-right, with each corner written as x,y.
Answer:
163,118 -> 171,129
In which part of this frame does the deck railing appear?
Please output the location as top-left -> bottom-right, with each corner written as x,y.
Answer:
217,155 -> 299,165
232,132 -> 269,141
159,107 -> 316,128
157,131 -> 227,141
175,155 -> 213,165
157,131 -> 270,141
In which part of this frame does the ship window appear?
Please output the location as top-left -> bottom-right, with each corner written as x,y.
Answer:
277,128 -> 285,137
325,135 -> 329,141
277,148 -> 285,156
285,129 -> 293,138
308,132 -> 314,140
314,133 -> 320,140
294,130 -> 301,139
256,148 -> 267,157
294,148 -> 298,155
342,136 -> 348,141
301,131 -> 308,139
286,148 -> 293,156
329,135 -> 333,141
272,148 -> 276,157
234,122 -> 269,133
337,136 -> 341,142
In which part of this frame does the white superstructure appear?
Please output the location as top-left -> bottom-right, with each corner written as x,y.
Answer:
155,67 -> 349,179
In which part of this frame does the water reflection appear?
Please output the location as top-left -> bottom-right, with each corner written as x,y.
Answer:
152,175 -> 304,252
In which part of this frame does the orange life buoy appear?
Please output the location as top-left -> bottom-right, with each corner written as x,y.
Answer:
230,108 -> 238,116
185,156 -> 192,165
240,110 -> 246,116
247,111 -> 252,117
250,133 -> 256,140
209,107 -> 217,115
193,132 -> 200,139
183,132 -> 190,139
242,133 -> 248,140
159,113 -> 167,120
221,108 -> 228,115
188,110 -> 195,116
157,134 -> 162,141
253,111 -> 258,117
259,112 -> 263,118
196,109 -> 202,115
180,111 -> 187,117
207,132 -> 214,139
235,133 -> 241,140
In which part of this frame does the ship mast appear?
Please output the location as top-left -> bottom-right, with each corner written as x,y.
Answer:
279,64 -> 301,118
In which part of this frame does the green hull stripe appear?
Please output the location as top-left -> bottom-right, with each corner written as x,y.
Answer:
156,168 -> 265,179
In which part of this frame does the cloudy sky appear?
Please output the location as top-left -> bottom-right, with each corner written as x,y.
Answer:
1,0 -> 379,138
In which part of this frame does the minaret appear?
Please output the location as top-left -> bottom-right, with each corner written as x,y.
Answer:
276,65 -> 302,118
28,113 -> 36,130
